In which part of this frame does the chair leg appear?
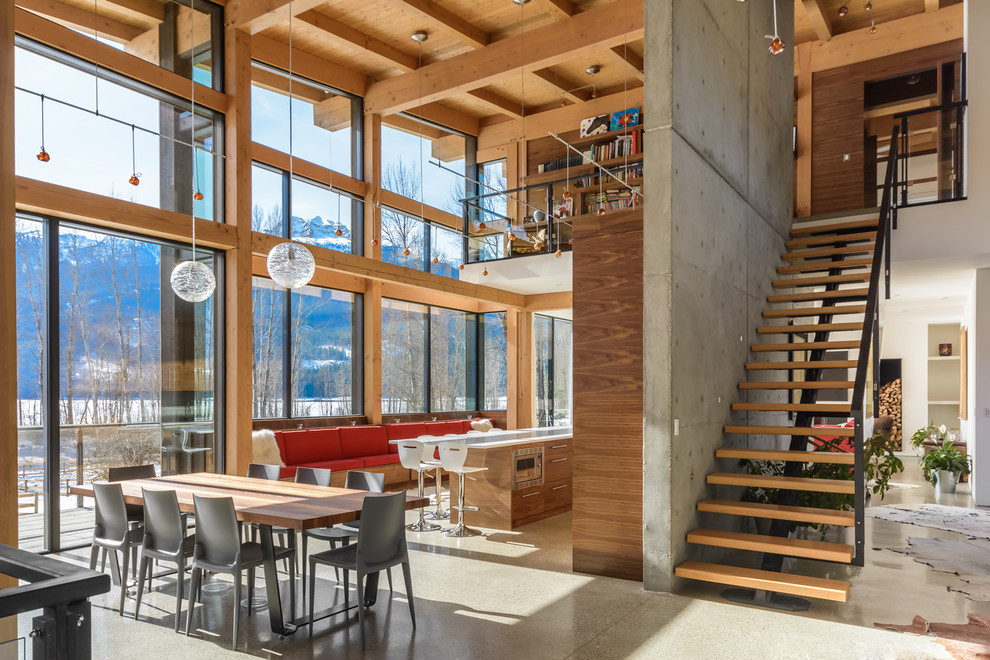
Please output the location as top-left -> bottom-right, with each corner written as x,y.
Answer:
289,547 -> 297,619
107,549 -> 121,586
89,544 -> 99,571
134,556 -> 149,621
356,571 -> 366,651
386,567 -> 393,594
118,547 -> 130,616
308,560 -> 317,638
101,548 -> 107,575
331,539 -> 340,582
247,567 -> 255,616
301,533 -> 308,602
232,569 -> 241,651
131,545 -> 138,579
185,567 -> 201,636
174,556 -> 185,633
402,562 -> 416,629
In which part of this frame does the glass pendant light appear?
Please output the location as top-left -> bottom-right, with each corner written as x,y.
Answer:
37,95 -> 50,162
170,0 -> 216,303
128,124 -> 141,186
838,2 -> 849,17
266,0 -> 316,290
765,0 -> 785,55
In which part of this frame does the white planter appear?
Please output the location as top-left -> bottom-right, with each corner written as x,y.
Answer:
937,470 -> 958,493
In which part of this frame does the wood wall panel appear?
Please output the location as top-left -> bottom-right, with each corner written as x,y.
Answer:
572,210 -> 643,581
810,40 -> 963,215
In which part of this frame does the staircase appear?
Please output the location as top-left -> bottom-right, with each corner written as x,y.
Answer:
673,215 -> 880,604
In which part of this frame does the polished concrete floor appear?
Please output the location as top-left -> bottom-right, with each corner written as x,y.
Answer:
17,464 -> 976,658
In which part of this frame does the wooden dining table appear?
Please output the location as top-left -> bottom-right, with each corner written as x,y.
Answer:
70,472 -> 427,636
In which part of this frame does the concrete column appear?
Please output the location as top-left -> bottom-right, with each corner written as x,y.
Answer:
642,0 -> 794,591
969,268 -> 990,505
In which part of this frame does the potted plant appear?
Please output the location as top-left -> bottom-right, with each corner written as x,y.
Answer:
919,440 -> 971,493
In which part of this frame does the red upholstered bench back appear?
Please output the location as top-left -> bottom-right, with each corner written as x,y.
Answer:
280,428 -> 341,465
339,425 -> 389,458
426,421 -> 464,436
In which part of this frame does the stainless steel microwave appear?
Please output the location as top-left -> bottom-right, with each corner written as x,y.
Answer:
512,446 -> 544,489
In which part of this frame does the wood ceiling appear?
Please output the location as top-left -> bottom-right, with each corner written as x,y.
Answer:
794,0 -> 961,44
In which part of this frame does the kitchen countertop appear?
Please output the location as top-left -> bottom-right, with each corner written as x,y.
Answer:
388,426 -> 573,449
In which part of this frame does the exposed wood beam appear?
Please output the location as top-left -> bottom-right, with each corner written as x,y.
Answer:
805,4 -> 962,73
102,0 -> 164,22
250,65 -> 327,103
312,94 -> 353,131
530,68 -> 591,103
225,0 -> 324,35
403,101 -> 480,137
251,143 -> 369,199
795,42 -> 812,217
15,177 -> 238,250
533,0 -> 575,20
17,0 -> 143,42
609,45 -> 643,81
252,232 -> 526,308
392,0 -> 489,49
251,33 -> 369,97
468,88 -> 524,119
297,9 -> 419,72
801,0 -> 833,41
366,0 -> 644,115
926,0 -> 940,12
525,291 -> 572,311
379,189 -> 462,231
15,8 -> 226,111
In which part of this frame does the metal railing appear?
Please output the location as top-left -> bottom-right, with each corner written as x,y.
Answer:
893,100 -> 967,208
849,124 -> 900,566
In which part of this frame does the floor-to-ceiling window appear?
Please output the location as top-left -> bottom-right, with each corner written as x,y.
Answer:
15,215 -> 222,553
380,206 -> 465,278
481,312 -> 508,411
535,315 -> 572,427
251,277 -> 362,419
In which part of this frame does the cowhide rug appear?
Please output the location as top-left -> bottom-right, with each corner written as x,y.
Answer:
876,614 -> 990,659
888,537 -> 990,601
867,503 -> 990,540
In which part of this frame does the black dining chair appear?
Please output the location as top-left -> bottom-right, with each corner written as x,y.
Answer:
307,490 -> 415,649
134,488 -> 195,630
184,494 -> 295,650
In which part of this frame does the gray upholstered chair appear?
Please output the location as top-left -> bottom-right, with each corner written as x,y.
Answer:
307,490 -> 415,650
246,463 -> 281,480
294,466 -> 332,486
89,482 -> 144,615
134,488 -> 195,630
184,494 -> 295,650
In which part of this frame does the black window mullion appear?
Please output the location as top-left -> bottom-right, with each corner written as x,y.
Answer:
424,305 -> 432,413
43,219 -> 60,552
352,292 -> 364,417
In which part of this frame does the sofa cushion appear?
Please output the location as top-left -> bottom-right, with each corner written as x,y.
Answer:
426,421 -> 463,437
363,454 -> 401,467
273,431 -> 286,459
339,426 -> 389,459
299,458 -> 365,472
386,423 -> 429,454
281,428 -> 341,465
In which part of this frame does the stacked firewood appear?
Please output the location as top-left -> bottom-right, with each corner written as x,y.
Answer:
879,378 -> 903,450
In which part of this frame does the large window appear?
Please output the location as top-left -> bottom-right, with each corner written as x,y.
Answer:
15,40 -> 223,221
251,164 -> 360,254
535,315 -> 572,427
251,62 -> 358,178
380,206 -> 464,278
16,215 -> 222,553
252,277 -> 362,419
381,299 -> 498,413
381,116 -> 471,213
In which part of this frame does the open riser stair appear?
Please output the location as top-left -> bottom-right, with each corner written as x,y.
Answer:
674,214 -> 883,605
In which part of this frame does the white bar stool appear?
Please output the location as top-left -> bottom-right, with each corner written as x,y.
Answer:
420,436 -> 450,521
439,443 -> 488,537
397,440 -> 441,532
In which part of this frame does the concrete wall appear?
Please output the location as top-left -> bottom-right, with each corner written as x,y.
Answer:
643,0 -> 794,591
970,269 -> 990,505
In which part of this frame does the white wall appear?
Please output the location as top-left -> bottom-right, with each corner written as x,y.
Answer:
970,269 -> 990,505
880,320 -> 928,453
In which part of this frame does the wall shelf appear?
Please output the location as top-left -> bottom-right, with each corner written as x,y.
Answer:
928,400 -> 961,405
928,355 -> 960,361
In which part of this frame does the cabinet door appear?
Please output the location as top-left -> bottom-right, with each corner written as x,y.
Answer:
546,453 -> 572,483
545,479 -> 572,511
512,485 -> 545,520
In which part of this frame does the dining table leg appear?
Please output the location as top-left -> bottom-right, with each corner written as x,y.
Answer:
258,524 -> 297,636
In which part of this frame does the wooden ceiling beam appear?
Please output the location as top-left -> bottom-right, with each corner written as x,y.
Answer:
101,0 -> 165,22
251,33 -> 369,97
530,68 -> 592,103
392,0 -> 489,49
467,88 -> 524,119
365,0 -> 643,116
801,0 -> 833,41
17,0 -> 143,42
533,0 -> 575,20
225,0 -> 325,35
296,9 -> 420,72
403,101 -> 480,137
608,45 -> 644,81
925,0 -> 940,12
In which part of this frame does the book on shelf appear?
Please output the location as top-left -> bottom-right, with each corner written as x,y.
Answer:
582,132 -> 639,163
570,164 -> 643,190
582,186 -> 641,214
537,154 -> 585,174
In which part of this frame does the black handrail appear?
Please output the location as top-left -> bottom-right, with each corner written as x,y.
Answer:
891,99 -> 967,120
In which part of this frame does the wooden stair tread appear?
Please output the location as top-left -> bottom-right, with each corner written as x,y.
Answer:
698,499 -> 856,526
732,402 -> 852,413
716,447 -> 855,462
752,340 -> 859,351
707,472 -> 855,494
675,561 -> 850,602
767,288 -> 869,304
746,360 -> 857,370
773,273 -> 871,289
757,322 -> 863,334
739,381 -> 854,390
686,529 -> 854,563
782,244 -> 875,262
778,258 -> 872,274
790,218 -> 878,237
785,231 -> 877,249
763,305 -> 866,319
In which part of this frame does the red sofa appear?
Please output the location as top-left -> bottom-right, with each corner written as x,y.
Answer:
272,419 -> 485,480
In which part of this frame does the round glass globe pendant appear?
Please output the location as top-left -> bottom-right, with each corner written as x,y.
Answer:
267,241 -> 315,289
171,259 -> 216,303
